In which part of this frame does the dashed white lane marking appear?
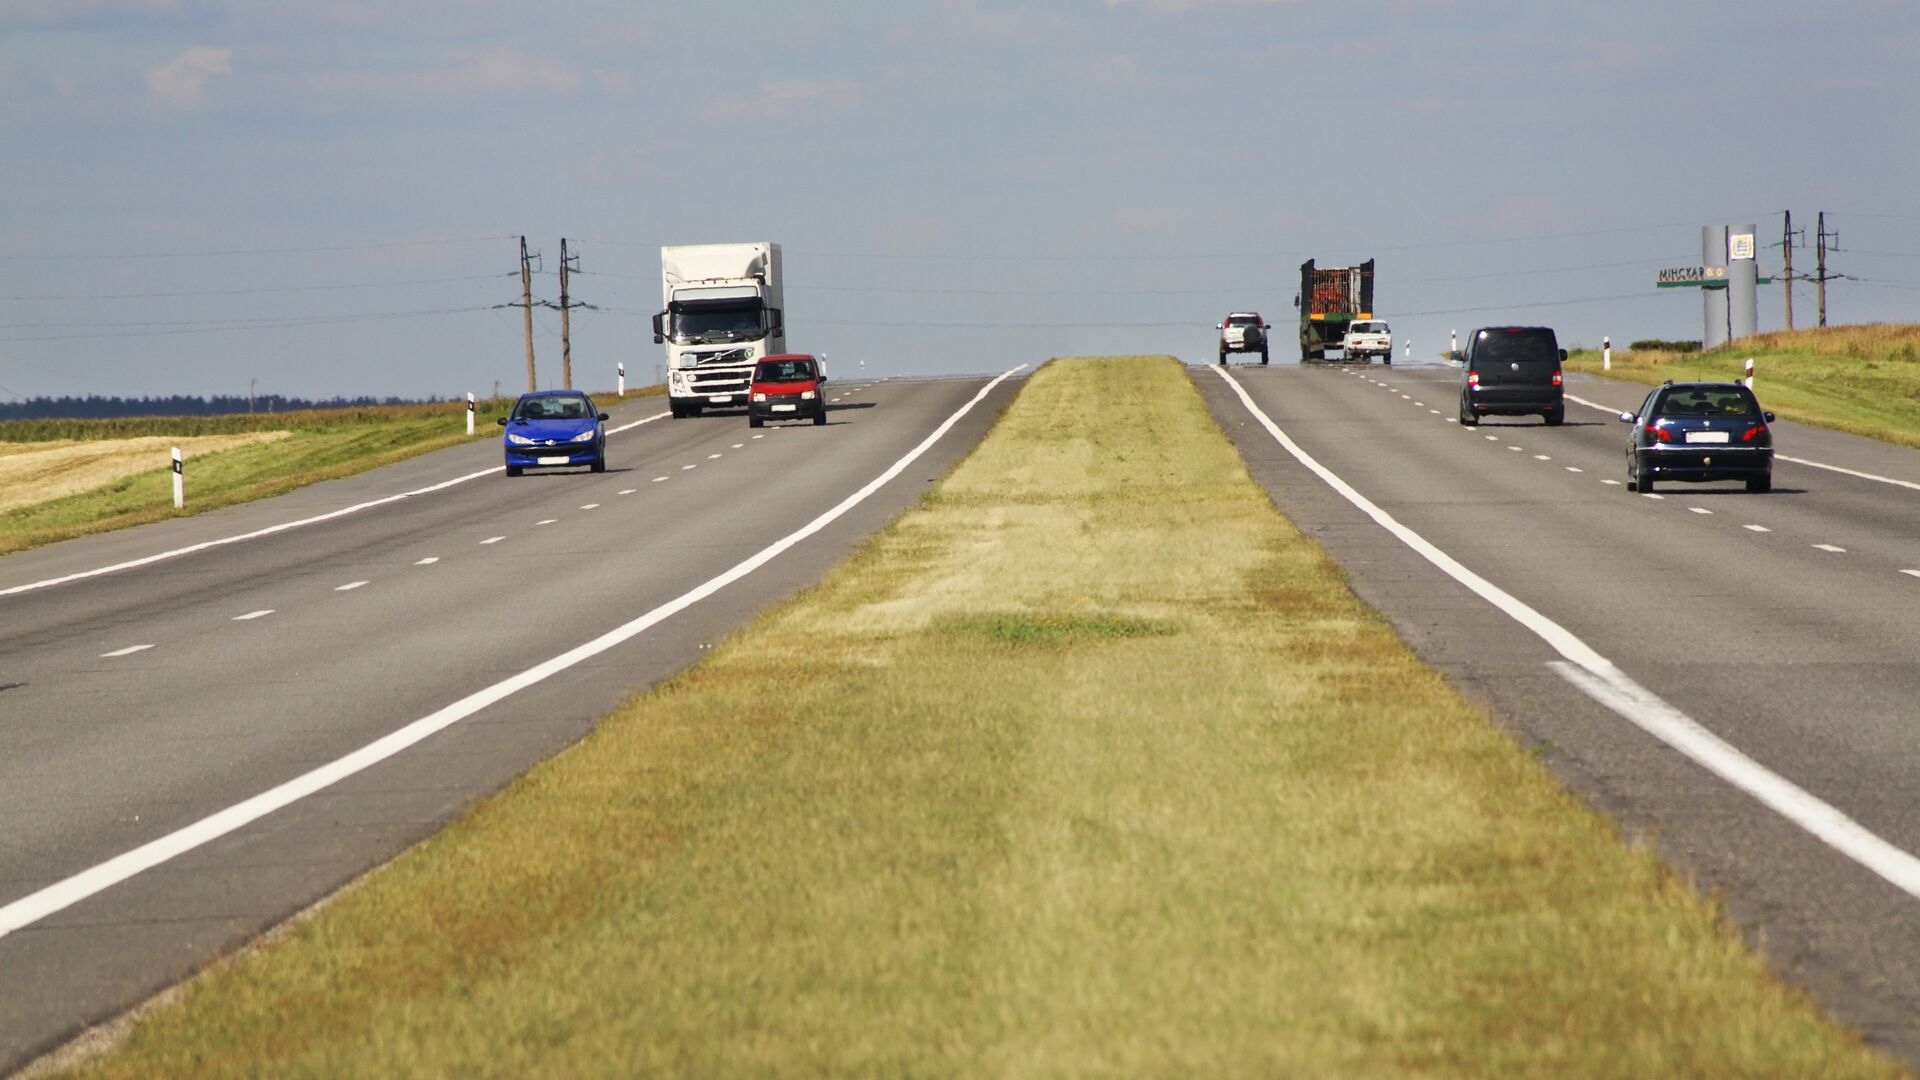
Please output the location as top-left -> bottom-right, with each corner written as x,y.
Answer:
1533,454 -> 1551,461
233,610 -> 273,621
414,557 -> 439,565
0,407 -> 674,601
0,364 -> 1026,942
652,476 -> 668,483
681,464 -> 697,471
752,434 -> 765,440
1566,466 -> 1584,473
731,443 -> 744,449
101,644 -> 154,658
1602,479 -> 1622,486
1400,394 -> 1412,399
1443,416 -> 1454,421
1814,543 -> 1847,553
1485,435 -> 1498,441
1744,525 -> 1771,532
1507,446 -> 1524,452
1214,365 -> 1920,906
580,504 -> 600,511
1903,569 -> 1920,579
1688,507 -> 1713,515
707,454 -> 722,460
1642,493 -> 1665,500
480,536 -> 505,545
535,519 -> 558,526
617,489 -> 636,495
335,581 -> 369,592
1415,401 -> 1425,407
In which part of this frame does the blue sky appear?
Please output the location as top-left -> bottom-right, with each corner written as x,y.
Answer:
3,1 -> 1917,400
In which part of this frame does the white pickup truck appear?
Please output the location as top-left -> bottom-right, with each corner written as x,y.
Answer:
1340,319 -> 1393,364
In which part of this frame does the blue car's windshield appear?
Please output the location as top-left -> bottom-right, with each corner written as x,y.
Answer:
515,396 -> 592,420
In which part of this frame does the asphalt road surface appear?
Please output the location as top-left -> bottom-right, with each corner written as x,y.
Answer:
0,373 -> 1020,1071
1198,356 -> 1920,1067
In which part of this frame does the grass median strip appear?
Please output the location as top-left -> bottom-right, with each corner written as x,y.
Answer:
61,357 -> 1898,1076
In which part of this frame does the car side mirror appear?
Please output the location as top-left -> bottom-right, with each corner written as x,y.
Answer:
1559,349 -> 1569,362
496,417 -> 509,426
1617,412 -> 1635,423
1215,323 -> 1224,330
1763,411 -> 1775,422
597,412 -> 610,421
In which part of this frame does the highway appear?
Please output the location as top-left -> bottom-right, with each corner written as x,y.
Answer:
1197,358 -> 1920,1063
0,373 -> 1020,1071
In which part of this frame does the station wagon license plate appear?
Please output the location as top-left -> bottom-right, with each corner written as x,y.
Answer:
773,404 -> 796,412
537,455 -> 570,465
1685,431 -> 1730,444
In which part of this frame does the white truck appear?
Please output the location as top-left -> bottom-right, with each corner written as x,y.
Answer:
651,242 -> 785,417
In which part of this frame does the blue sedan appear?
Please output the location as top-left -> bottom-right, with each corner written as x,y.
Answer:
498,390 -> 608,476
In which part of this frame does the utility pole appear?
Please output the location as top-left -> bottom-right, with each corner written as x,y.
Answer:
541,239 -> 596,389
1816,212 -> 1840,329
559,238 -> 575,389
520,236 -> 539,390
1780,211 -> 1801,332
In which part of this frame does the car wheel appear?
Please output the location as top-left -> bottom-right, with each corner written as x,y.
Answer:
1382,355 -> 1392,365
813,407 -> 828,426
749,414 -> 763,429
1544,404 -> 1565,426
1747,474 -> 1772,493
1218,350 -> 1227,366
1638,468 -> 1655,493
505,464 -> 522,477
669,400 -> 686,419
590,454 -> 606,473
1458,398 -> 1477,426
1260,349 -> 1269,365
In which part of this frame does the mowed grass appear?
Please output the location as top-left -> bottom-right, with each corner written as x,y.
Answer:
58,358 -> 1900,1077
1567,324 -> 1920,449
0,388 -> 661,557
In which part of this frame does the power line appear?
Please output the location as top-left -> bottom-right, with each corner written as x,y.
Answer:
0,272 -> 513,302
0,305 -> 492,343
0,235 -> 518,262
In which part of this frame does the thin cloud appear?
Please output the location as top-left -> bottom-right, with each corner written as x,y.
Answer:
701,78 -> 861,123
147,45 -> 232,109
314,45 -> 582,99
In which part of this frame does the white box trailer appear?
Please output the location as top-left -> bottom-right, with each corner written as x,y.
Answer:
652,242 -> 784,417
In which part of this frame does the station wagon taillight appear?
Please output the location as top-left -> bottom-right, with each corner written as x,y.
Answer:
1646,424 -> 1672,443
1741,423 -> 1769,444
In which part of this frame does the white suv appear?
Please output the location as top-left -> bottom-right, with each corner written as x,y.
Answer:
1216,312 -> 1269,365
1341,319 -> 1393,364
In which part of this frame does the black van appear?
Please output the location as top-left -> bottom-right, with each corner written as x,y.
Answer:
1457,326 -> 1566,426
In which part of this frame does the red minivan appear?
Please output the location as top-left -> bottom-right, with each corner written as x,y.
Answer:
748,353 -> 827,428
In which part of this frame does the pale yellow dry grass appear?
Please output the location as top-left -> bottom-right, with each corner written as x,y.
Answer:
0,433 -> 289,515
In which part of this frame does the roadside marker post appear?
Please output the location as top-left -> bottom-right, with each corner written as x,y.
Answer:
1450,328 -> 1458,356
618,362 -> 626,397
170,447 -> 183,509
466,392 -> 476,436
1745,357 -> 1754,390
1603,336 -> 1612,371
1403,338 -> 1410,362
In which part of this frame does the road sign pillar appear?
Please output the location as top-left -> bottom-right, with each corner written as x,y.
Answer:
1728,224 -> 1758,341
1703,226 -> 1730,349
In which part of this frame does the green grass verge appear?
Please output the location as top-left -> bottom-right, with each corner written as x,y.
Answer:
1567,324 -> 1920,450
57,358 -> 1901,1077
0,388 -> 662,558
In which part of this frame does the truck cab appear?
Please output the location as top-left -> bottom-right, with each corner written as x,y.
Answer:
653,242 -> 784,417
747,353 -> 828,428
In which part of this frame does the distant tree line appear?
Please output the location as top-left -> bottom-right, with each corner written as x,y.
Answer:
1627,339 -> 1704,354
0,393 -> 449,421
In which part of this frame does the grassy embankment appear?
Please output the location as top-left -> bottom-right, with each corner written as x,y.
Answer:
1567,324 -> 1920,449
54,358 -> 1901,1077
0,388 -> 662,558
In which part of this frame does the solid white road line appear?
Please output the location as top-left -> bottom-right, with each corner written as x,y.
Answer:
100,644 -> 154,658
1903,570 -> 1920,579
0,366 -> 1024,940
233,610 -> 273,621
1213,366 -> 1920,902
335,581 -> 369,592
0,409 -> 673,601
